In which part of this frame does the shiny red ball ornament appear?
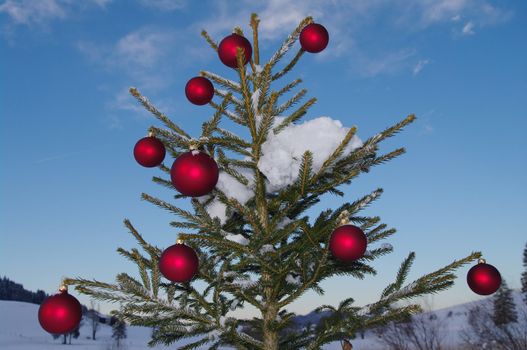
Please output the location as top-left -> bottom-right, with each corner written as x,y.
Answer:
300,23 -> 329,53
134,136 -> 166,167
159,243 -> 199,283
185,77 -> 214,105
218,34 -> 252,68
170,150 -> 219,197
467,260 -> 502,295
329,224 -> 367,262
38,287 -> 82,334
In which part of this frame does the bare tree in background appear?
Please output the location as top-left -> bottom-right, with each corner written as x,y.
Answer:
461,299 -> 527,349
88,300 -> 100,340
375,298 -> 446,350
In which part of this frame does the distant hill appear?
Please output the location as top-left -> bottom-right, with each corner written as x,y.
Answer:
0,276 -> 49,305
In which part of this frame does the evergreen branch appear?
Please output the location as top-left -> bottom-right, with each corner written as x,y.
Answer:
236,48 -> 257,141
150,126 -> 191,151
116,247 -> 152,269
215,89 -> 244,108
310,126 -> 357,185
269,16 -> 313,68
123,219 -> 162,258
201,71 -> 241,92
255,93 -> 277,147
297,150 -> 313,196
257,64 -> 272,112
152,176 -> 175,190
276,79 -> 302,98
272,49 -> 305,81
129,87 -> 190,139
133,249 -> 151,292
381,252 -> 415,298
151,255 -> 161,298
272,97 -> 316,134
250,13 -> 260,65
202,93 -> 231,138
275,88 -> 307,116
200,30 -> 218,51
210,102 -> 246,126
141,193 -> 198,224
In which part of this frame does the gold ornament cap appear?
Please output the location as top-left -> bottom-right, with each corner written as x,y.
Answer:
478,258 -> 486,264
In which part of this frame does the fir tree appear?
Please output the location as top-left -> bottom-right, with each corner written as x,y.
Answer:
492,279 -> 518,327
64,14 -> 481,349
112,316 -> 127,348
522,242 -> 527,304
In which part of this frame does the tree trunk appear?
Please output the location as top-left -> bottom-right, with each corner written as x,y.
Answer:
262,270 -> 278,350
62,334 -> 66,344
92,329 -> 96,340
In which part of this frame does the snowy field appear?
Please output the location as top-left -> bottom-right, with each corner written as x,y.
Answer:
1,292 -> 525,350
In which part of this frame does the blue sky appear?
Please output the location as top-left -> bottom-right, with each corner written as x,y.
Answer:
1,0 -> 526,319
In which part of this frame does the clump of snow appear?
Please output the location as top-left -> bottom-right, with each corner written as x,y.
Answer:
257,116 -> 362,192
230,299 -> 241,311
286,274 -> 301,285
251,89 -> 260,115
277,217 -> 293,229
204,169 -> 255,224
205,198 -> 228,225
231,277 -> 258,289
259,244 -> 275,254
225,233 -> 249,245
380,243 -> 393,250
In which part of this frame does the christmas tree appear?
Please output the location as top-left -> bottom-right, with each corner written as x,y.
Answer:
63,14 -> 482,349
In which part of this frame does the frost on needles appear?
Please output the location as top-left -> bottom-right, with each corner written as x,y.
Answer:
64,13 -> 481,350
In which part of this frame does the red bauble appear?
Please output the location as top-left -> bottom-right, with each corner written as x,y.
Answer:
170,150 -> 219,197
218,34 -> 252,68
300,23 -> 329,53
134,136 -> 166,167
185,77 -> 214,105
329,224 -> 367,262
467,261 -> 502,295
38,289 -> 82,334
159,243 -> 199,283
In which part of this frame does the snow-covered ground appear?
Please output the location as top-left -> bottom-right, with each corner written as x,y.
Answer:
1,291 -> 525,349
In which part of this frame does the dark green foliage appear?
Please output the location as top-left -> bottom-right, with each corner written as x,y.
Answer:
0,276 -> 48,304
112,316 -> 127,348
493,279 -> 518,326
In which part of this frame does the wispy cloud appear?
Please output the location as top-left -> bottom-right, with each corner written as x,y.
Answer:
34,150 -> 86,164
0,0 -> 67,26
413,59 -> 431,75
0,0 -> 110,26
461,21 -> 475,35
138,0 -> 186,11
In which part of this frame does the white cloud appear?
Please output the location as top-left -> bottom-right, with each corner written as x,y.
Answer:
413,59 -> 430,75
0,0 -> 66,25
462,21 -> 475,35
0,0 -> 111,26
115,29 -> 172,68
138,0 -> 185,11
354,49 -> 417,78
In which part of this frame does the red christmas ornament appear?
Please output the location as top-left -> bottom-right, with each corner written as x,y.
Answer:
300,23 -> 329,53
185,77 -> 214,105
38,286 -> 82,334
170,150 -> 219,197
329,224 -> 367,262
134,135 -> 166,167
159,242 -> 199,283
218,34 -> 252,68
467,259 -> 502,295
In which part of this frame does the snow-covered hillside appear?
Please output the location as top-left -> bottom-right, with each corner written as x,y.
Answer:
1,292 -> 525,350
